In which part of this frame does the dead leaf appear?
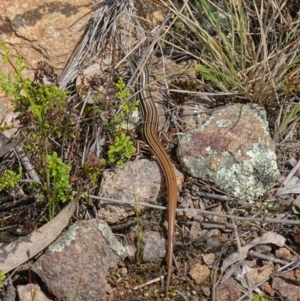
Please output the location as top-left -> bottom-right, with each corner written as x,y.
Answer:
277,176 -> 300,195
0,191 -> 81,274
221,232 -> 285,272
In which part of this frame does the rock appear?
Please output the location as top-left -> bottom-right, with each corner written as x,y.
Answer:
98,158 -> 183,224
261,282 -> 275,297
201,286 -> 211,297
254,244 -> 272,254
142,230 -> 165,261
194,229 -> 219,246
202,253 -> 216,266
275,247 -> 292,261
32,219 -> 127,301
206,237 -> 222,250
246,263 -> 273,286
1,283 -> 16,301
294,229 -> 300,244
177,104 -> 280,201
0,105 -> 9,124
215,279 -> 241,301
180,99 -> 210,131
292,197 -> 300,211
120,267 -> 128,276
0,0 -> 92,77
190,215 -> 203,240
272,271 -> 300,301
17,284 -> 51,301
189,263 -> 210,284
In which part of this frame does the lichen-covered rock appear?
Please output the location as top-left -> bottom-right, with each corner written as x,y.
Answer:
32,219 -> 127,301
177,104 -> 280,201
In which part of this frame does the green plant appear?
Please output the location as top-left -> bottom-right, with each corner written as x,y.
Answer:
31,289 -> 37,301
83,158 -> 106,184
277,103 -> 300,136
116,77 -> 131,101
0,40 -> 26,103
70,273 -> 83,301
253,293 -> 267,301
83,155 -> 106,200
45,152 -> 73,220
106,78 -> 138,167
20,81 -> 69,137
0,167 -> 22,192
276,74 -> 300,138
0,40 -> 72,140
108,133 -> 136,167
0,122 -> 13,133
0,269 -> 5,288
113,77 -> 140,128
0,42 -> 77,220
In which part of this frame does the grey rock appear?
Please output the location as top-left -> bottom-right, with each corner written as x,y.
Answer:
98,158 -> 183,224
142,230 -> 165,261
177,104 -> 280,201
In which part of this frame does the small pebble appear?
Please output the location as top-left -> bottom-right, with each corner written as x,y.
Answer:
275,247 -> 291,261
105,283 -> 113,294
202,286 -> 211,297
120,267 -> 128,276
202,253 -> 216,265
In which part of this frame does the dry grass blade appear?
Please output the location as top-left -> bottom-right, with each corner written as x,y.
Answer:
58,0 -> 141,89
162,0 -> 300,112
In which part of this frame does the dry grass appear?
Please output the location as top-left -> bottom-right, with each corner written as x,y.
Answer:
161,0 -> 300,144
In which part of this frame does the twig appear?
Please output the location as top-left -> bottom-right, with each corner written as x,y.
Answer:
231,218 -> 252,300
90,194 -> 300,225
133,275 -> 164,290
197,190 -> 252,209
236,258 -> 300,301
174,290 -> 189,301
167,89 -> 237,96
277,157 -> 300,192
197,192 -> 234,202
248,250 -> 289,265
15,146 -> 41,184
0,196 -> 35,211
211,251 -> 223,301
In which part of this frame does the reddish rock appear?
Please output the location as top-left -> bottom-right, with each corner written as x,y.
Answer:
0,0 -> 92,77
32,219 -> 127,301
215,278 -> 241,301
272,271 -> 300,301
